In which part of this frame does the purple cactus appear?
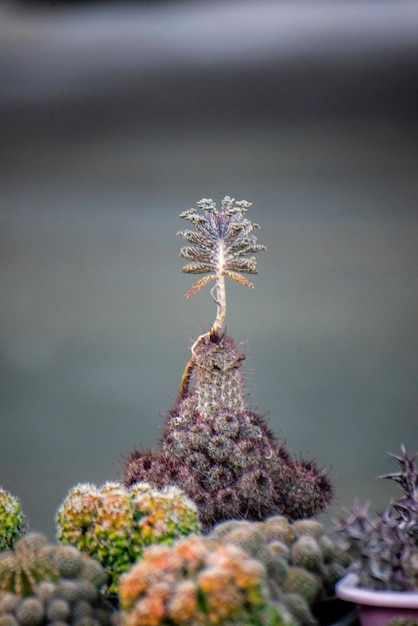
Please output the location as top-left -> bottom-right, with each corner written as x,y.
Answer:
123,197 -> 334,530
336,445 -> 418,591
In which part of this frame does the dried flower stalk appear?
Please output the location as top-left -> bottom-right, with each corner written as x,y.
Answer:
178,196 -> 266,334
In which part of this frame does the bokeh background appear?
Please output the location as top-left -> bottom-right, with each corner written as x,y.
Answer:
0,0 -> 417,540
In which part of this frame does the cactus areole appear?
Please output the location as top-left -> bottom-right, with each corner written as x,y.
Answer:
124,196 -> 334,530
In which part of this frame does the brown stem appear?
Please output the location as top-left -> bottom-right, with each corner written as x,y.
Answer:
179,354 -> 195,397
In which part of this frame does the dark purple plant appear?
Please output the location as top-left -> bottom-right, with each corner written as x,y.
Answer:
336,445 -> 418,591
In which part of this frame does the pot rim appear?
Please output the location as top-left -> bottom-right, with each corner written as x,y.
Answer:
336,573 -> 418,609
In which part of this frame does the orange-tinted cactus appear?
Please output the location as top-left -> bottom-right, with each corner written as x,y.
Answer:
56,481 -> 201,593
119,534 -> 286,626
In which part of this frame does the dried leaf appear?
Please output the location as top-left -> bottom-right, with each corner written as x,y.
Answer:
184,275 -> 216,298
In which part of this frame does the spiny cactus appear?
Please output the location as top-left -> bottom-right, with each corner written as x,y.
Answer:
0,532 -> 113,625
124,196 -> 334,530
208,515 -> 351,625
125,332 -> 333,531
336,445 -> 418,591
56,481 -> 201,593
118,533 -> 289,626
0,533 -> 58,597
284,567 -> 321,604
0,489 -> 27,552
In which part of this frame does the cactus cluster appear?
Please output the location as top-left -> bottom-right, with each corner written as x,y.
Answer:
123,197 -> 333,530
118,533 -> 288,626
124,332 -> 333,531
335,445 -> 418,591
208,515 -> 351,625
0,488 -> 27,552
0,532 -> 113,625
56,482 -> 201,593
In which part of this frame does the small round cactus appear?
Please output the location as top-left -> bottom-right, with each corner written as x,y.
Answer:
290,536 -> 324,572
208,515 -> 351,625
119,534 -> 289,626
281,593 -> 314,626
284,567 -> 321,603
0,533 -> 113,625
0,489 -> 27,552
56,481 -> 201,593
0,533 -> 58,597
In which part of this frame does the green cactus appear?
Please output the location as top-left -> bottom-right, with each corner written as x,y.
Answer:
264,550 -> 289,587
56,481 -> 201,593
267,540 -> 291,562
214,523 -> 265,558
0,533 -> 113,625
284,567 -> 321,603
291,520 -> 324,540
208,519 -> 246,538
282,593 -> 315,626
207,515 -> 351,625
0,489 -> 27,552
290,536 -> 324,572
0,533 -> 58,597
316,535 -> 335,563
321,561 -> 348,597
15,597 -> 44,626
261,516 -> 296,545
119,534 -> 291,626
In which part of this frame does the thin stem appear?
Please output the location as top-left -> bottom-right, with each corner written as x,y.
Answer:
180,268 -> 226,394
212,272 -> 226,333
211,240 -> 227,333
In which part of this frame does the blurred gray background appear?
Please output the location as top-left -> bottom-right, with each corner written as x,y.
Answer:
0,0 -> 417,540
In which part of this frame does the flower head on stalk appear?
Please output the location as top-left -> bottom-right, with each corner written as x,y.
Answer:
178,196 -> 266,333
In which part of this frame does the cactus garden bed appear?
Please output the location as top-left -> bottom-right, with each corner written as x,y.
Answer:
1,197 -> 416,626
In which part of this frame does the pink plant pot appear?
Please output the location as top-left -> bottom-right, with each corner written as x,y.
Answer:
336,573 -> 418,626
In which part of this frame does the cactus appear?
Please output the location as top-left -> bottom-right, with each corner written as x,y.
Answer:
0,489 -> 27,552
0,533 -> 58,597
292,520 -> 325,540
284,567 -> 321,604
125,333 -> 333,532
0,532 -> 113,625
207,514 -> 351,625
56,481 -> 201,593
281,593 -> 315,626
336,446 -> 418,591
290,536 -> 323,572
123,196 -> 334,530
118,533 -> 290,626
